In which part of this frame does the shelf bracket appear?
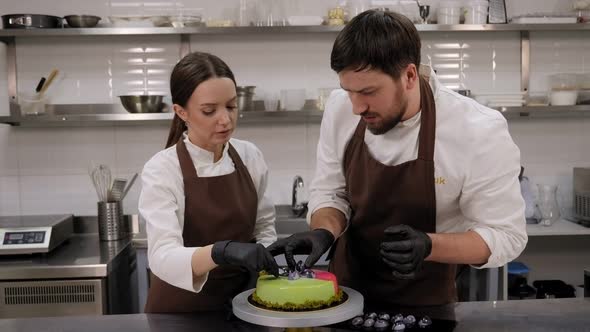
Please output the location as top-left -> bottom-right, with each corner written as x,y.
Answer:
4,38 -> 19,118
180,34 -> 191,59
520,30 -> 530,93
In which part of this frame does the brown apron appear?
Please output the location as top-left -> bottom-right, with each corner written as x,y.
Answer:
144,138 -> 258,313
329,76 -> 457,314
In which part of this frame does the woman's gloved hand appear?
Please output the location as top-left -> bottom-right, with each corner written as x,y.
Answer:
211,241 -> 279,277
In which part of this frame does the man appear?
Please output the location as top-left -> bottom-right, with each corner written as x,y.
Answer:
268,10 -> 527,315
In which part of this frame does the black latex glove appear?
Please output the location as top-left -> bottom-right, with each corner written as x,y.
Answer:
380,224 -> 432,280
267,229 -> 335,271
211,241 -> 279,277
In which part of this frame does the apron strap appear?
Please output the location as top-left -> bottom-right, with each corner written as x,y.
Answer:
417,75 -> 436,161
227,143 -> 247,172
176,137 -> 198,181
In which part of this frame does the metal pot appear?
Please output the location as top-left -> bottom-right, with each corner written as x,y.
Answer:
237,86 -> 256,112
64,15 -> 101,28
2,14 -> 63,29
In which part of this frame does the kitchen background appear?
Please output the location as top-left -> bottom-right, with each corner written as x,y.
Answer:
0,0 -> 588,222
0,0 -> 588,312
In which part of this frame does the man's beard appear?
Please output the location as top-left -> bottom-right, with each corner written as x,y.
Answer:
363,97 -> 408,135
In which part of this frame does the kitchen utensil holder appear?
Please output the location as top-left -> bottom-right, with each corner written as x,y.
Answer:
98,201 -> 127,241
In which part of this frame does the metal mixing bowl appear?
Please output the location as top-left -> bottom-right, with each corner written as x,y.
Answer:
64,15 -> 101,28
119,95 -> 164,113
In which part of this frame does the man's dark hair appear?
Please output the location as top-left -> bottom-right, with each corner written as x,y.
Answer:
331,10 -> 421,80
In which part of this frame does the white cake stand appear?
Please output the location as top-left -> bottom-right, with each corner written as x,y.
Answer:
232,286 -> 364,328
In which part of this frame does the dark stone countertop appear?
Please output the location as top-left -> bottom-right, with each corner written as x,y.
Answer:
0,298 -> 589,331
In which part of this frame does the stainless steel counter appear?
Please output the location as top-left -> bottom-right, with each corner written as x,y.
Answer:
132,231 -> 148,249
0,234 -> 132,280
0,298 -> 588,331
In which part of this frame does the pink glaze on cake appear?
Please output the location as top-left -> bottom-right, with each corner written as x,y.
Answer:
313,269 -> 339,293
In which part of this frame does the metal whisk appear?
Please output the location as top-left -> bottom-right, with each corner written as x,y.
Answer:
89,164 -> 112,202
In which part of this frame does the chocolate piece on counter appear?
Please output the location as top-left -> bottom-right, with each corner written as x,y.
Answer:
392,322 -> 406,331
363,318 -> 375,329
351,316 -> 365,328
365,312 -> 378,320
403,315 -> 416,328
374,319 -> 390,331
378,313 -> 391,321
391,313 -> 404,323
418,316 -> 432,328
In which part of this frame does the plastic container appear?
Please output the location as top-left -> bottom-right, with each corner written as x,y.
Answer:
19,92 -> 47,116
437,1 -> 461,24
280,89 -> 306,111
526,92 -> 549,106
263,91 -> 279,112
550,73 -> 578,90
550,90 -> 578,106
463,0 -> 488,24
549,73 -> 579,106
507,262 -> 536,300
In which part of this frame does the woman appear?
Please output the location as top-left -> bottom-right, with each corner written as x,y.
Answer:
139,52 -> 278,313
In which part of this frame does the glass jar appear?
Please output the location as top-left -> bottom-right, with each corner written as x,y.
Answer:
536,184 -> 560,227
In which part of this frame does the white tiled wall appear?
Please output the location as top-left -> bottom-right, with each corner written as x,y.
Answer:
190,33 -> 339,99
1,0 -> 590,217
16,36 -> 180,104
422,31 -> 521,92
529,31 -> 590,94
508,118 -> 590,215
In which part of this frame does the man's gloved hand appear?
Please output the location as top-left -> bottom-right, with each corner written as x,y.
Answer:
211,241 -> 279,277
267,229 -> 335,271
380,224 -> 432,280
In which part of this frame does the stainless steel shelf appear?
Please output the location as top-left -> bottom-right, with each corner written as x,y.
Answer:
0,103 -> 324,127
0,23 -> 589,38
7,113 -> 173,127
417,23 -> 590,32
499,105 -> 590,119
1,104 -> 589,127
0,26 -> 342,38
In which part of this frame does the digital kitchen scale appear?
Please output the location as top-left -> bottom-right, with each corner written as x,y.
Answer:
0,215 -> 74,255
